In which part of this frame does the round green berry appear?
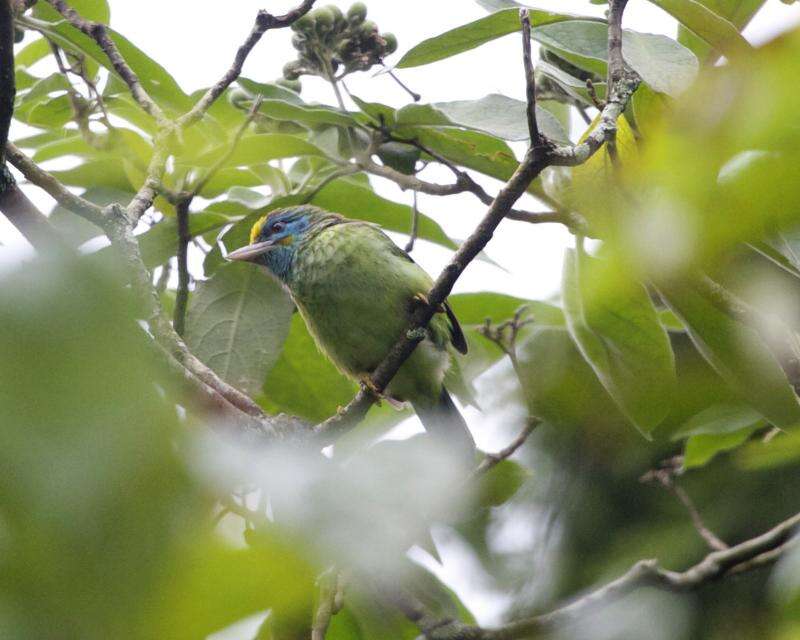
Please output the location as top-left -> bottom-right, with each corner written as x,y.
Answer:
276,78 -> 302,93
382,33 -> 397,55
347,2 -> 367,24
291,13 -> 314,32
283,60 -> 304,80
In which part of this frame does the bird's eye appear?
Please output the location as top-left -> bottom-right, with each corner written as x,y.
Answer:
272,221 -> 286,234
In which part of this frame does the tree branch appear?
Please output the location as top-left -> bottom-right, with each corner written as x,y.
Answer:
176,0 -> 317,128
0,0 -> 13,164
316,6 -> 637,440
401,511 -> 800,639
0,3 -> 64,251
519,9 -> 539,143
46,0 -> 168,124
5,142 -> 107,228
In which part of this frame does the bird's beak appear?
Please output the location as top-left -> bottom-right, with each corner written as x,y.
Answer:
226,239 -> 276,262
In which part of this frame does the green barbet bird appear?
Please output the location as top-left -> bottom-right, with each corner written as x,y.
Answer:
227,205 -> 475,453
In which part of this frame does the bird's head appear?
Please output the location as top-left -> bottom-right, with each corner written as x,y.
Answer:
226,205 -> 339,280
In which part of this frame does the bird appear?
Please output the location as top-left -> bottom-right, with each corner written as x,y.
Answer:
227,204 -> 475,455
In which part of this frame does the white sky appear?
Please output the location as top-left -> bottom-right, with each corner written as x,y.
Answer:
4,0 -> 800,299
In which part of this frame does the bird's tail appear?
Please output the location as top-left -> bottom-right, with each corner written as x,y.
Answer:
412,387 -> 476,458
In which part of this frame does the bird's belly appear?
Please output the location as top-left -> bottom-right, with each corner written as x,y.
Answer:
293,286 -> 406,378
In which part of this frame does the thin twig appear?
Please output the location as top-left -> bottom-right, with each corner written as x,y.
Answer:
384,66 -> 421,102
640,461 -> 729,552
519,9 -> 539,143
474,418 -> 541,476
400,511 -> 800,639
46,0 -> 168,124
404,190 -> 419,253
177,0 -> 316,128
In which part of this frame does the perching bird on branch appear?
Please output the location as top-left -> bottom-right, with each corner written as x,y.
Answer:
227,205 -> 475,454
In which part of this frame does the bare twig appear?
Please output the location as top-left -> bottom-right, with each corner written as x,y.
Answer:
384,67 -> 421,102
474,418 -> 540,476
400,511 -> 800,639
519,9 -> 539,143
404,190 -> 419,253
640,460 -> 728,552
177,0 -> 316,128
46,0 -> 168,123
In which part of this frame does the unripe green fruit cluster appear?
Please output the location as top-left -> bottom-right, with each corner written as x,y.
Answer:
284,2 -> 398,81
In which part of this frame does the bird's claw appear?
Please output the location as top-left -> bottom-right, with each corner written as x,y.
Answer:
411,292 -> 445,313
359,376 -> 382,398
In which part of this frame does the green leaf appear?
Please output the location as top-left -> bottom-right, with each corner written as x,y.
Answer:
537,58 -> 607,106
684,427 -> 758,468
672,402 -> 766,438
192,133 -> 323,167
562,249 -> 676,436
33,0 -> 109,25
22,15 -> 192,114
153,532 -> 315,640
397,94 -> 569,142
477,459 -> 530,507
376,142 -> 420,175
184,263 -> 295,396
0,255 -> 196,638
658,280 -> 800,430
139,212 -> 234,269
258,99 -> 356,128
736,430 -> 800,470
475,0 -> 525,10
644,0 -> 752,59
674,403 -> 765,468
398,126 -> 520,183
516,325 -> 628,431
195,167 -> 266,199
398,8 -> 590,68
678,0 -> 766,61
14,37 -> 51,68
260,315 -> 357,423
311,176 -> 458,251
533,21 -> 699,97
446,292 -> 564,326
50,159 -> 133,191
237,77 -> 305,105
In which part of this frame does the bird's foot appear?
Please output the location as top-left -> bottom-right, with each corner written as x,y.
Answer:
411,292 -> 445,313
359,375 -> 382,399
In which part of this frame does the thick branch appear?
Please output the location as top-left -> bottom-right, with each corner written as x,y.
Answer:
173,197 -> 190,337
0,0 -> 13,164
0,165 -> 65,250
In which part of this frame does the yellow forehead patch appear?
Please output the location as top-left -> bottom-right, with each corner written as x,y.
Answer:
249,215 -> 269,245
